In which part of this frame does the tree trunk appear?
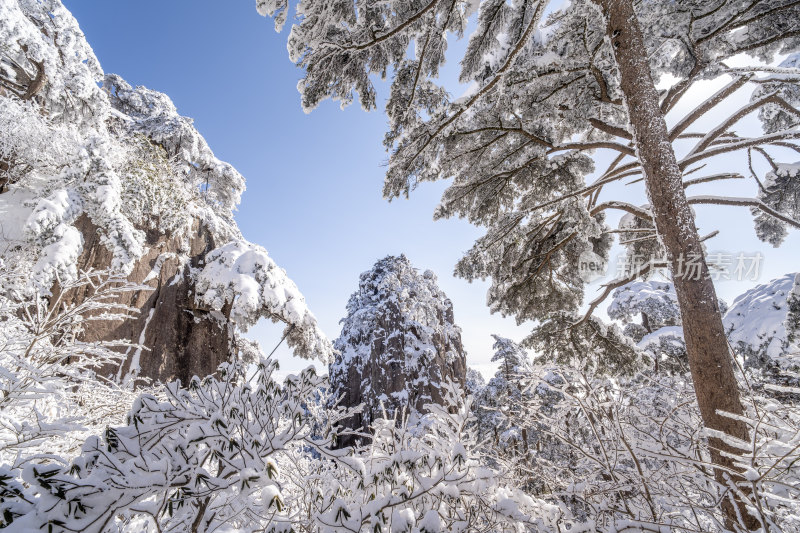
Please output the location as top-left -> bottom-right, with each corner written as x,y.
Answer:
602,0 -> 756,528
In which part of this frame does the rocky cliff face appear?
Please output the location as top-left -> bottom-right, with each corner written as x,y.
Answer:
330,255 -> 467,445
1,0 -> 333,386
52,215 -> 232,385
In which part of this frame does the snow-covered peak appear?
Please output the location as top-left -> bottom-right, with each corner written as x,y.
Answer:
335,255 -> 463,373
340,255 -> 455,334
724,273 -> 798,361
330,255 -> 467,441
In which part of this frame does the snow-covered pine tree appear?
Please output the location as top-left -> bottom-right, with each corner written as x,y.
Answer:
526,311 -> 643,376
491,335 -> 527,383
464,367 -> 486,397
330,255 -> 467,445
609,280 -> 688,373
259,1 -> 800,522
476,335 -> 532,455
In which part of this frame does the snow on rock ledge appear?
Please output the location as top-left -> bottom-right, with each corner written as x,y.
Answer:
194,241 -> 333,362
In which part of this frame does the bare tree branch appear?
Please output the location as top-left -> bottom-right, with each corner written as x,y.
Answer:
687,195 -> 800,229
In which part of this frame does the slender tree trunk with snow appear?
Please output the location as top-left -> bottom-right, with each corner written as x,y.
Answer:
601,0 -> 756,528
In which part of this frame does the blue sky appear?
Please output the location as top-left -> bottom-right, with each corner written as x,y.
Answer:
64,1 -> 799,378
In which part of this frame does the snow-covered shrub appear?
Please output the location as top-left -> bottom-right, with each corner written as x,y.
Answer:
0,356 -> 334,532
118,134 -> 193,235
0,352 -> 564,533
288,382 -> 561,533
0,259 -> 145,466
509,365 -> 800,532
0,98 -> 84,191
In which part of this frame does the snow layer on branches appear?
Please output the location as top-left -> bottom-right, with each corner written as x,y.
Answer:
608,280 -> 681,326
0,0 -> 108,126
638,325 -> 685,354
754,163 -> 800,246
194,241 -> 334,362
104,74 -> 245,214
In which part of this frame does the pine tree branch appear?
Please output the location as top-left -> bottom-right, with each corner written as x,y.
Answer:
549,141 -> 636,156
694,0 -> 761,45
734,30 -> 800,56
455,126 -> 552,148
395,1 -> 548,176
669,74 -> 752,141
687,93 -> 800,158
590,201 -> 653,221
687,195 -> 800,229
589,118 -> 632,140
722,1 -> 800,40
340,0 -> 441,51
406,0 -> 458,110
589,65 -> 622,105
679,130 -> 800,170
683,173 -> 745,189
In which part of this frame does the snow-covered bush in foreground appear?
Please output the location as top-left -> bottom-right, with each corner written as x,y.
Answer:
0,357 -> 329,532
284,382 -> 560,533
0,359 -> 557,532
0,258 -> 146,466
504,365 -> 800,532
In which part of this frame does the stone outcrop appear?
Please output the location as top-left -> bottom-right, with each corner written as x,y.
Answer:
330,255 -> 467,445
52,215 -> 232,385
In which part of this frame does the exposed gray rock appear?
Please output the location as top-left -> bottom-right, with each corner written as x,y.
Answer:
51,214 -> 232,385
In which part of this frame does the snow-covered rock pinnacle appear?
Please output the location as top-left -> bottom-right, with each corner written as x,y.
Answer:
330,255 -> 467,445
